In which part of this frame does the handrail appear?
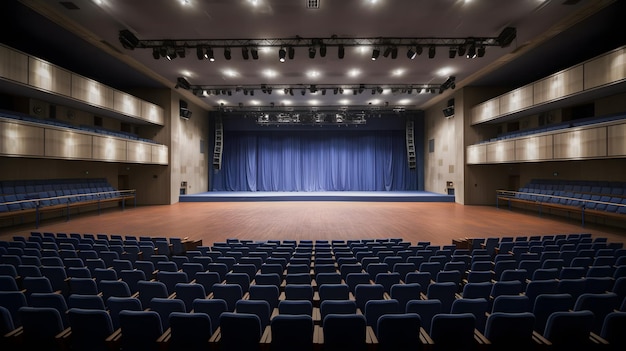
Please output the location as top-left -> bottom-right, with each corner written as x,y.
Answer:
496,189 -> 626,227
0,189 -> 136,228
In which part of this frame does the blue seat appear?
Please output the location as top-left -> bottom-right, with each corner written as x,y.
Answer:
117,310 -> 163,351
235,299 -> 271,330
364,299 -> 400,329
429,313 -> 478,351
107,296 -> 143,330
484,312 -> 537,351
212,284 -> 243,312
543,310 -> 595,348
64,308 -> 114,351
322,314 -> 368,351
267,314 -> 314,351
16,306 -> 65,351
451,297 -> 489,333
164,312 -> 213,351
218,312 -> 263,351
600,311 -> 626,351
149,297 -> 186,331
320,300 -> 358,326
376,313 -> 423,351
426,282 -> 457,313
278,300 -> 313,316
405,299 -> 441,333
573,292 -> 620,334
192,298 -> 228,334
174,283 -> 206,312
532,293 -> 574,333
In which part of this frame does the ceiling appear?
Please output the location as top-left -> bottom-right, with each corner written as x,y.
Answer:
1,0 -> 624,113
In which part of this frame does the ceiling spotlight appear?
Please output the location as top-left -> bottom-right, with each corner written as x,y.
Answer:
338,44 -> 345,59
371,47 -> 380,61
152,48 -> 160,59
377,87 -> 383,94
301,89 -> 306,96
477,45 -> 486,57
339,88 -> 344,94
242,47 -> 249,60
391,46 -> 398,59
466,43 -> 477,58
333,88 -> 339,95
250,89 -> 254,96
457,44 -> 466,57
284,88 -> 289,95
448,47 -> 456,59
309,46 -> 316,59
289,88 -> 294,96
309,85 -> 317,93
383,47 -> 393,58
224,47 -> 231,60
166,47 -> 177,60
279,47 -> 286,62
175,77 -> 191,90
251,47 -> 259,60
371,88 -> 376,95
321,89 -> 326,95
358,84 -> 365,94
206,48 -> 215,62
428,45 -> 436,59
320,44 -> 327,57
196,47 -> 205,60
288,46 -> 295,59
175,47 -> 186,58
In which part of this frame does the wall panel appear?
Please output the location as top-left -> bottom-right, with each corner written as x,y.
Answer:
0,121 -> 44,156
471,98 -> 500,124
141,101 -> 165,125
515,135 -> 553,162
553,127 -> 607,159
45,129 -> 93,159
127,140 -> 152,163
466,144 -> 487,164
113,91 -> 142,118
584,48 -> 626,89
93,135 -> 127,162
28,57 -> 72,96
533,65 -> 584,105
486,140 -> 515,163
607,123 -> 626,156
0,45 -> 28,84
71,75 -> 114,109
500,85 -> 534,115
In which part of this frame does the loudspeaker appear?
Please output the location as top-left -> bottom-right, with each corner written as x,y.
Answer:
180,100 -> 192,119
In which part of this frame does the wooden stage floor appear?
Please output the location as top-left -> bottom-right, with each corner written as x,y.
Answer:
2,202 -> 625,246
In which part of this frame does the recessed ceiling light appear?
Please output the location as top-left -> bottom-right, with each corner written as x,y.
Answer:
180,70 -> 193,78
217,99 -> 228,105
392,69 -> 405,76
382,88 -> 391,95
307,70 -> 321,78
343,89 -> 353,95
282,100 -> 292,105
370,99 -> 381,105
222,69 -> 238,77
339,99 -> 351,105
437,67 -> 453,76
397,99 -> 412,105
250,100 -> 260,105
248,0 -> 259,7
309,99 -> 319,105
348,69 -> 361,77
263,69 -> 278,78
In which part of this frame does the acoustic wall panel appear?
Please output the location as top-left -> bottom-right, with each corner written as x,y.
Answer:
44,129 -> 92,159
93,135 -> 127,162
515,135 -> 553,162
553,127 -> 607,159
466,144 -> 487,164
127,140 -> 152,163
471,98 -> 500,125
141,101 -> 165,125
71,75 -> 114,109
533,65 -> 584,105
486,140 -> 515,163
28,57 -> 72,96
151,144 -> 169,165
113,91 -> 142,118
607,123 -> 626,157
0,120 -> 44,157
499,85 -> 534,116
0,45 -> 28,84
584,47 -> 626,90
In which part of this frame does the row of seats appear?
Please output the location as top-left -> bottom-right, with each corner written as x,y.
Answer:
482,112 -> 626,143
0,109 -> 155,144
2,232 -> 626,350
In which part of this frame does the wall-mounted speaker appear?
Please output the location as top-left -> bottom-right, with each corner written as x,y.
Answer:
180,99 -> 192,119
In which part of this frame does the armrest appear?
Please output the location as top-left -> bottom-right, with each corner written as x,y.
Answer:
105,328 -> 122,351
531,330 -> 552,347
260,325 -> 272,351
383,292 -> 391,300
208,327 -> 221,343
419,327 -> 434,345
312,307 -> 321,325
473,329 -> 491,346
156,327 -> 172,344
420,292 -> 428,300
314,325 -> 324,345
589,332 -> 610,345
366,325 -> 378,345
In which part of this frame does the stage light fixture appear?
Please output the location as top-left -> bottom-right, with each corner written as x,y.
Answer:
448,47 -> 456,59
359,84 -> 365,94
497,27 -> 517,47
242,47 -> 249,60
288,46 -> 295,59
477,45 -> 486,57
289,88 -> 294,96
224,47 -> 231,60
338,44 -> 345,59
301,89 -> 306,96
339,88 -> 344,94
251,47 -> 259,60
175,47 -> 186,58
321,89 -> 326,95
196,47 -> 205,60
457,44 -> 466,57
383,47 -> 393,58
428,45 -> 436,58
309,46 -> 316,59
377,87 -> 384,94
284,88 -> 289,95
391,46 -> 398,59
371,88 -> 376,95
152,48 -> 160,59
371,47 -> 380,61
250,89 -> 255,96
279,47 -> 286,62
206,48 -> 215,62
118,29 -> 139,50
407,47 -> 416,59
166,47 -> 177,60
175,77 -> 191,90
466,43 -> 476,58
320,44 -> 327,57
333,88 -> 339,95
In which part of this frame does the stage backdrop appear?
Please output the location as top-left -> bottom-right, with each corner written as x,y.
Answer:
211,129 -> 421,192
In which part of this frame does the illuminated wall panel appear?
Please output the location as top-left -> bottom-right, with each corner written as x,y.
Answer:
0,121 -> 44,156
45,129 -> 92,159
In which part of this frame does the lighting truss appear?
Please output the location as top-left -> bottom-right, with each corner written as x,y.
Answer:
120,29 -> 516,59
253,110 -> 372,126
186,82 -> 442,99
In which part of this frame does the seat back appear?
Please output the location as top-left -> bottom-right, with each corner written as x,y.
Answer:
484,312 -> 536,349
320,300 -> 357,326
323,314 -> 367,351
544,310 -> 594,347
405,299 -> 441,332
219,312 -> 262,351
67,308 -> 114,351
270,314 -> 314,351
18,306 -> 65,350
149,297 -> 186,331
429,313 -> 476,349
376,313 -> 422,351
192,298 -> 228,334
532,293 -> 574,333
118,310 -> 163,351
168,312 -> 213,351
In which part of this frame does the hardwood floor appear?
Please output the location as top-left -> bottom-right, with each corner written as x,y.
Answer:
2,202 -> 625,246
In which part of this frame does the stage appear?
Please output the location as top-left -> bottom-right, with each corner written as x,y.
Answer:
179,191 -> 455,203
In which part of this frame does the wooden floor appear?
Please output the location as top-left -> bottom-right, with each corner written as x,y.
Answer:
2,202 -> 625,246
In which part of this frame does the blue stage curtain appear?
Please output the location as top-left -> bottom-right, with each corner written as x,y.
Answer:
212,130 -> 418,191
